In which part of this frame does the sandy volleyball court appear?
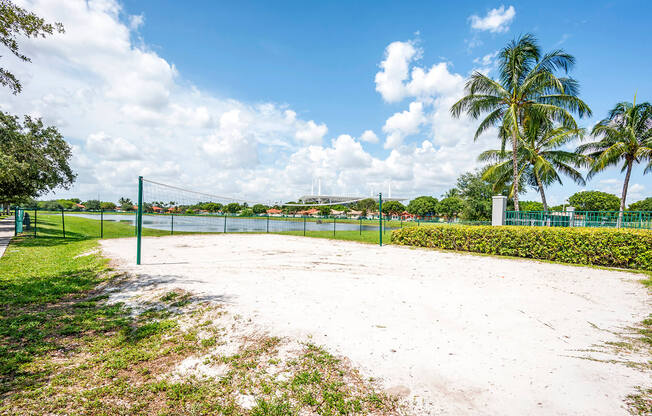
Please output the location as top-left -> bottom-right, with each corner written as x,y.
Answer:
101,234 -> 650,415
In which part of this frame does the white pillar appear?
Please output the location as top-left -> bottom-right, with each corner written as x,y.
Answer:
492,195 -> 507,226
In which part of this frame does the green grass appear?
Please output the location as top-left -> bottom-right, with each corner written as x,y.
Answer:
279,230 -> 390,245
0,231 -> 400,414
28,213 -> 177,239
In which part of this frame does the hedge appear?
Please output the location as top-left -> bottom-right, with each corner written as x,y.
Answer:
391,225 -> 652,271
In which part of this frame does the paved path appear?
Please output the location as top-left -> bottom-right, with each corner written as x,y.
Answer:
0,217 -> 14,257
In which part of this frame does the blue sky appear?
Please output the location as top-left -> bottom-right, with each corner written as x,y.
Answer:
2,0 -> 650,204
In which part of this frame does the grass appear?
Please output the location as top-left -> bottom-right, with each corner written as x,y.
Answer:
279,230 -> 389,245
0,231 -> 400,414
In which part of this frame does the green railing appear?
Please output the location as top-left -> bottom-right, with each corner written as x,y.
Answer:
505,210 -> 652,229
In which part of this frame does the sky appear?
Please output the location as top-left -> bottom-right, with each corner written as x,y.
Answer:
1,0 -> 650,205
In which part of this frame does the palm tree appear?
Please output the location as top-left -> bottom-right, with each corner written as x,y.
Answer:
577,98 -> 652,226
450,33 -> 591,210
480,118 -> 587,211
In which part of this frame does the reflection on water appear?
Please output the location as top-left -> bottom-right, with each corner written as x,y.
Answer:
67,213 -> 391,233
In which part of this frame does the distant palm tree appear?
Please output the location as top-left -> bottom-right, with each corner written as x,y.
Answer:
480,118 -> 587,211
577,98 -> 652,226
450,33 -> 591,210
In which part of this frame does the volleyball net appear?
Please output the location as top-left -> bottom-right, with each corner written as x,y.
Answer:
136,177 -> 390,263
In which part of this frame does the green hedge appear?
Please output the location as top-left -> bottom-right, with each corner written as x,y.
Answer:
391,225 -> 652,271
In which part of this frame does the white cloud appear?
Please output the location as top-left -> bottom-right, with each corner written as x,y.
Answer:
359,130 -> 379,143
295,120 -> 328,144
128,14 -> 144,30
382,101 -> 426,149
374,41 -> 419,103
469,5 -> 515,33
85,131 -> 141,161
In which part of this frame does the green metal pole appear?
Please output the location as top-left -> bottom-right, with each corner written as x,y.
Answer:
34,209 -> 37,238
14,208 -> 17,236
333,217 -> 336,237
266,214 -> 269,233
303,216 -> 306,236
101,210 -> 103,238
61,208 -> 65,238
359,218 -> 362,235
136,176 -> 143,265
378,193 -> 382,247
223,214 -> 227,233
171,214 -> 174,235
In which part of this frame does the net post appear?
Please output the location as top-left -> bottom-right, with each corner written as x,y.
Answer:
61,208 -> 65,238
101,210 -> 104,238
136,176 -> 143,265
378,193 -> 382,247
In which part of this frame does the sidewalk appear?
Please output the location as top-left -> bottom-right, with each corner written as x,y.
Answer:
0,217 -> 14,258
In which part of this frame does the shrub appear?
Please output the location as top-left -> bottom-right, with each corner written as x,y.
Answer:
391,225 -> 652,271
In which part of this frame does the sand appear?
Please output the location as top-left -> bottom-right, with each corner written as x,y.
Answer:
101,234 -> 650,415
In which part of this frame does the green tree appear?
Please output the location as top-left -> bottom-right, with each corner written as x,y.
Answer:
100,201 -> 117,210
203,202 -> 223,212
0,112 -> 75,211
0,2 -> 64,94
83,200 -> 101,210
481,119 -> 586,211
519,201 -> 544,211
239,208 -> 254,217
436,197 -> 466,220
452,171 -> 498,221
568,191 -> 619,211
381,200 -> 405,216
451,33 -> 590,211
224,202 -> 241,214
354,198 -> 378,212
577,99 -> 652,226
407,196 -> 438,217
252,204 -> 268,214
628,197 -> 652,211
318,206 -> 331,216
118,197 -> 134,211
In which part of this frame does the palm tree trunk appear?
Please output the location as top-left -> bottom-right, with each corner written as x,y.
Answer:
534,171 -> 548,211
511,129 -> 520,211
617,160 -> 633,228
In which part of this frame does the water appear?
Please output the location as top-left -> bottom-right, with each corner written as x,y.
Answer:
66,213 -> 390,233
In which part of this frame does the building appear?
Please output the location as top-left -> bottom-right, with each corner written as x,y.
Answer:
296,194 -> 407,205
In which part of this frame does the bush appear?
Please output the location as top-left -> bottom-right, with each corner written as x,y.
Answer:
391,225 -> 652,271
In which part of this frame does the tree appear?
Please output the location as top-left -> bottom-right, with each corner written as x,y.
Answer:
381,200 -> 405,216
451,33 -> 591,211
628,197 -> 652,211
480,119 -> 586,211
118,197 -> 134,211
0,1 -> 64,94
453,171 -> 497,221
436,197 -> 466,220
407,196 -> 438,217
0,112 -> 75,211
252,204 -> 268,214
354,198 -> 378,212
519,201 -> 544,211
100,201 -> 117,210
224,202 -> 241,214
203,202 -> 223,212
568,191 -> 619,211
318,206 -> 331,216
83,200 -> 101,210
577,99 -> 652,226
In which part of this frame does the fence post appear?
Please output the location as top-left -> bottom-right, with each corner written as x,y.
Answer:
333,217 -> 336,237
14,208 -> 17,236
34,209 -> 37,238
492,196 -> 507,226
303,216 -> 306,236
101,210 -> 104,238
567,206 -> 575,227
266,214 -> 269,233
378,193 -> 382,247
136,176 -> 143,265
223,214 -> 227,233
359,218 -> 362,235
61,208 -> 65,238
171,214 -> 174,235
